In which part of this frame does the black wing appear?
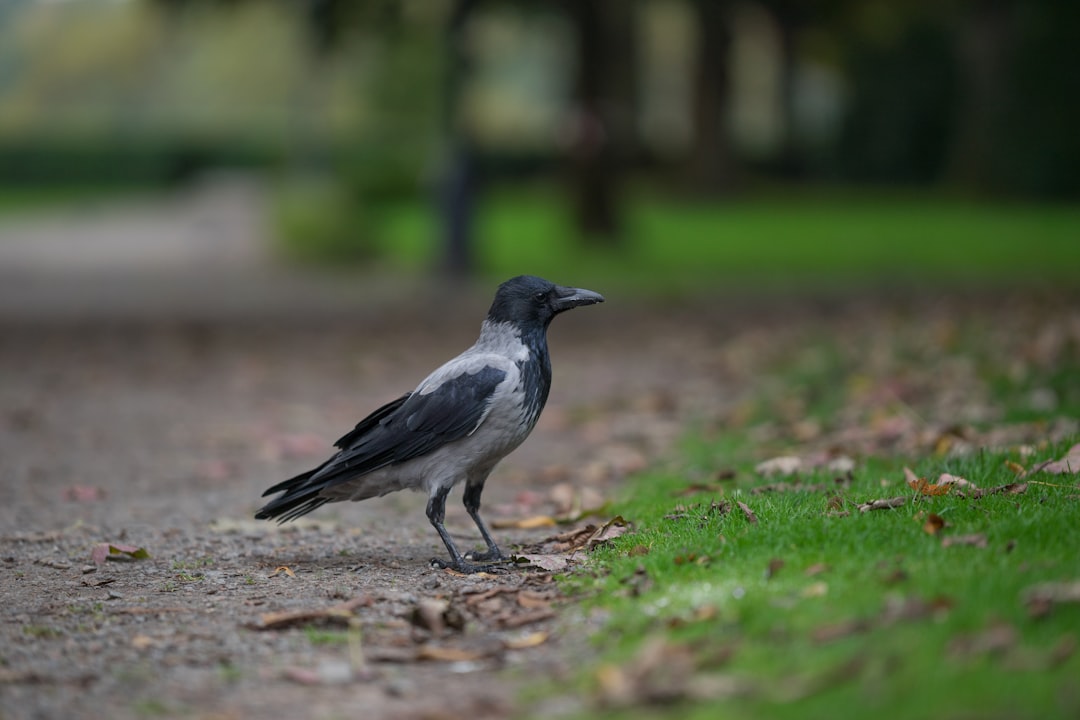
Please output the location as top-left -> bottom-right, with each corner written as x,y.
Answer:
262,365 -> 508,500
322,364 -> 508,480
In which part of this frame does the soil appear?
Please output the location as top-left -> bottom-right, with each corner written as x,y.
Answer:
0,289 -> 737,720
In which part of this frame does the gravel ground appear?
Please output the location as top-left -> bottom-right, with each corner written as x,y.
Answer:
0,293 -> 729,720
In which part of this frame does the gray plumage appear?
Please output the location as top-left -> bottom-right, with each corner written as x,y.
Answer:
255,275 -> 604,573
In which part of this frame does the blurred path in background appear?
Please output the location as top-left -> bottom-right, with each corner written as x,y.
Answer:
0,174 -> 412,322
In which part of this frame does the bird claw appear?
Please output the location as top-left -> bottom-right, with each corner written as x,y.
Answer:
430,557 -> 509,574
464,548 -> 509,563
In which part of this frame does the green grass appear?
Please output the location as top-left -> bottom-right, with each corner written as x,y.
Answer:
557,440 -> 1080,720
378,188 -> 1080,291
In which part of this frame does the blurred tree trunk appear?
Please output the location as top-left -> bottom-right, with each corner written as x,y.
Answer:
945,0 -> 1011,191
440,0 -> 477,276
689,0 -> 736,193
769,0 -> 806,178
568,0 -> 629,246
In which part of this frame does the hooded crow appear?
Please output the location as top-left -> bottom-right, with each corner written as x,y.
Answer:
255,275 -> 604,573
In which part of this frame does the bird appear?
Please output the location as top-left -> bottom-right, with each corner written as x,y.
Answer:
255,275 -> 604,573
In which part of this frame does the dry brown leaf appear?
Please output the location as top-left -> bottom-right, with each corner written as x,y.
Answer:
1029,443 -> 1080,475
252,597 -> 370,630
593,636 -> 700,707
755,456 -> 802,477
812,619 -> 869,643
804,563 -> 829,577
948,623 -> 1018,659
922,513 -> 946,535
516,591 -> 554,611
765,558 -> 785,580
965,482 -> 1029,499
497,608 -> 556,628
941,533 -> 988,548
937,473 -> 976,488
416,645 -> 492,662
511,554 -> 572,572
491,515 -> 557,530
907,477 -> 952,496
1049,634 -> 1077,667
1004,460 -> 1027,476
858,497 -> 906,512
268,566 -> 295,578
1023,580 -> 1080,618
131,634 -> 156,650
902,466 -> 920,485
62,485 -> 106,502
503,631 -> 549,650
736,501 -> 758,524
673,482 -> 727,497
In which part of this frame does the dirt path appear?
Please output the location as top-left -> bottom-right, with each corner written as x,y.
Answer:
0,293 -> 726,720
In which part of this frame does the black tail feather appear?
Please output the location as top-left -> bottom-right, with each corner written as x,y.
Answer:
255,468 -> 330,523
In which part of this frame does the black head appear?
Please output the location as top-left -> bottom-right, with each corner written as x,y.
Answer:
486,275 -> 604,328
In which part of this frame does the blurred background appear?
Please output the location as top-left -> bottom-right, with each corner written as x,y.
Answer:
0,0 -> 1078,303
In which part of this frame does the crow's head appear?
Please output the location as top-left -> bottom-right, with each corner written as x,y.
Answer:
487,275 -> 604,329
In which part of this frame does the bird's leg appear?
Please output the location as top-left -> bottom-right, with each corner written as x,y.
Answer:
426,485 -> 488,573
462,481 -> 509,562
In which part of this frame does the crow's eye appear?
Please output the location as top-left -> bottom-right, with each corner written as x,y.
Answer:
534,291 -> 547,302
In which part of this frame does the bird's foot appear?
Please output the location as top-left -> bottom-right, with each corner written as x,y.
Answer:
464,548 -> 510,563
430,557 -> 508,574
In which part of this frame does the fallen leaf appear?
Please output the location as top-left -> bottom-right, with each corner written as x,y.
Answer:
804,563 -> 829,577
802,581 -> 829,598
1048,634 -> 1077,667
922,513 -> 946,535
1029,443 -> 1080,475
282,660 -> 357,685
414,643 -> 492,660
906,477 -> 952,496
941,533 -> 988,548
62,486 -> 105,502
410,598 -> 464,636
755,456 -> 802,477
1004,460 -> 1027,476
765,558 -> 785,580
812,618 -> 869,643
251,597 -> 370,630
858,497 -> 906,512
268,566 -> 295,578
593,636 -> 700,707
503,631 -> 548,650
1023,580 -> 1080,618
673,483 -> 728,497
948,623 -> 1018,659
736,501 -> 758,524
90,543 -> 151,566
937,473 -> 976,488
496,608 -> 556,628
516,591 -> 554,611
964,482 -> 1029,499
511,554 -> 572,572
491,515 -> 557,530
131,634 -> 156,650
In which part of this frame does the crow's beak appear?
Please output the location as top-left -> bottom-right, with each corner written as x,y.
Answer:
551,285 -> 605,313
